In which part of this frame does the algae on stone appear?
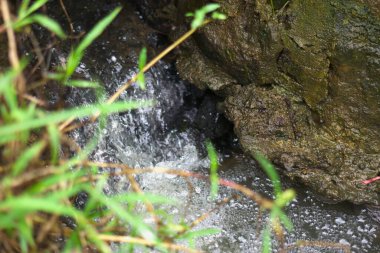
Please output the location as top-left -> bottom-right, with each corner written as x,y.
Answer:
172,0 -> 380,204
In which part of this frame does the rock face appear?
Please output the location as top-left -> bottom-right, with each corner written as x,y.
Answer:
141,0 -> 380,204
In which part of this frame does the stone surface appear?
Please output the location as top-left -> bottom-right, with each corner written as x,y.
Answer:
142,0 -> 380,204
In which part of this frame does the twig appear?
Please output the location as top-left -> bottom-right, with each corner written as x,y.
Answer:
22,94 -> 47,106
184,177 -> 194,218
98,234 -> 202,253
26,29 -> 49,78
125,173 -> 161,228
0,0 -> 26,93
189,195 -> 237,229
37,215 -> 59,243
59,0 -> 74,35
79,161 -> 274,209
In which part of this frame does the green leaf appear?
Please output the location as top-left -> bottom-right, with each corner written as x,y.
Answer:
65,51 -> 83,78
262,225 -> 272,253
0,196 -> 81,217
200,3 -> 221,13
26,170 -> 86,194
11,141 -> 45,176
65,7 -> 121,78
191,11 -> 205,29
19,0 -> 48,19
67,80 -> 100,88
272,207 -> 294,231
47,124 -> 60,164
275,189 -> 296,208
30,14 -> 66,39
63,232 -> 82,253
211,12 -> 227,20
206,141 -> 219,199
76,7 -> 121,55
0,100 -> 153,136
254,153 -> 282,197
188,4 -> 226,29
18,0 -> 32,19
137,47 -> 147,90
17,219 -> 34,250
90,191 -> 157,242
13,14 -> 66,40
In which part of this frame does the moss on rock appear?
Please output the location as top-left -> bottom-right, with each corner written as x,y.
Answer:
173,0 -> 380,204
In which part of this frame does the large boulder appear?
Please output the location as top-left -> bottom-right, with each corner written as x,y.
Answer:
172,0 -> 380,204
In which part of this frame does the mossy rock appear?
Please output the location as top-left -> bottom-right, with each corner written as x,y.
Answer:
174,0 -> 380,204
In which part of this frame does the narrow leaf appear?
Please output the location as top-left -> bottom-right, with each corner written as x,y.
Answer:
12,141 -> 45,176
64,7 -> 121,78
0,197 -> 81,217
262,225 -> 272,253
67,80 -> 100,89
90,192 -> 157,242
254,153 -> 282,197
0,100 -> 153,136
18,0 -> 31,18
24,0 -> 48,17
47,124 -> 60,164
31,14 -> 66,39
76,7 -> 121,54
201,3 -> 221,13
206,141 -> 219,199
137,47 -> 147,90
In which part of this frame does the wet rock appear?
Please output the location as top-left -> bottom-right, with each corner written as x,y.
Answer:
171,0 -> 380,204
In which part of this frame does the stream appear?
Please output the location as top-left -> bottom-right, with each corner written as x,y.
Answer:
50,1 -> 380,252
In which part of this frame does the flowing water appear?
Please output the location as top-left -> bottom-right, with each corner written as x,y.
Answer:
53,2 -> 380,252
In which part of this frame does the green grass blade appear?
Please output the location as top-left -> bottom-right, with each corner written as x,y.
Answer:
275,189 -> 296,208
65,51 -> 82,78
0,196 -> 80,217
0,100 -> 153,136
47,124 -> 60,164
26,170 -> 86,194
190,3 -> 222,29
90,190 -> 157,242
137,47 -> 147,90
23,0 -> 48,18
67,80 -> 100,88
206,141 -> 219,199
254,153 -> 282,197
75,7 -> 121,54
11,141 -> 45,176
31,14 -> 66,39
262,225 -> 272,253
201,3 -> 221,13
18,0 -> 31,19
211,12 -> 227,20
191,11 -> 205,29
65,7 -> 121,78
272,207 -> 294,231
18,219 -> 34,251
